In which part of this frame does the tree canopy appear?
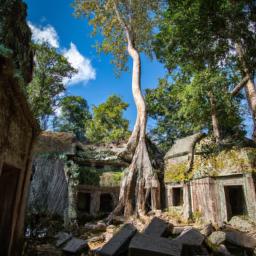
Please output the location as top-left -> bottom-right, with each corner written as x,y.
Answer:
26,43 -> 76,129
146,69 -> 245,152
54,96 -> 91,140
86,95 -> 130,144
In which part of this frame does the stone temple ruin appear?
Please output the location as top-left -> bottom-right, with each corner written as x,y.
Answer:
164,133 -> 256,225
0,1 -> 39,255
29,131 -> 256,228
28,132 -> 127,222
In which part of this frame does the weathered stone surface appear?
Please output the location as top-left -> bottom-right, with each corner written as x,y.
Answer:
129,233 -> 182,256
173,228 -> 205,246
35,244 -> 62,256
97,223 -> 137,256
207,231 -> 226,246
200,223 -> 215,237
62,238 -> 88,254
54,232 -> 72,247
215,244 -> 232,256
225,230 -> 256,249
84,222 -> 107,232
173,228 -> 207,255
228,216 -> 256,232
143,217 -> 170,237
172,226 -> 187,235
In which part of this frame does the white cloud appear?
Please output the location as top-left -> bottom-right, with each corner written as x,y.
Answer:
63,43 -> 96,86
29,22 -> 60,48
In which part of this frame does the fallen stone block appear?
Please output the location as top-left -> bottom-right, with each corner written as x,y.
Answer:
228,216 -> 256,232
173,228 -> 205,246
207,231 -> 226,247
54,232 -> 72,247
181,244 -> 209,256
173,228 -> 208,255
225,230 -> 256,249
129,233 -> 182,256
215,244 -> 232,256
62,237 -> 88,254
172,226 -> 186,235
143,217 -> 171,237
200,223 -> 215,237
84,222 -> 107,232
97,223 -> 137,256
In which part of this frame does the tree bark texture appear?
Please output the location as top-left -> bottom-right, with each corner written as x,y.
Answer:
235,42 -> 256,140
110,4 -> 163,218
209,92 -> 221,142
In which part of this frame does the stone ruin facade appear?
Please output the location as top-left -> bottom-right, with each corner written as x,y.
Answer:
0,1 -> 39,255
28,132 -> 127,221
164,133 -> 256,225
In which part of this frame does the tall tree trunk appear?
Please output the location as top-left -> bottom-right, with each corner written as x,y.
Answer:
110,3 -> 163,219
208,92 -> 221,142
235,42 -> 256,140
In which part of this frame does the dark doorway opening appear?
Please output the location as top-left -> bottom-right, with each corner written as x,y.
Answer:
224,185 -> 247,220
0,164 -> 20,256
77,193 -> 91,213
172,187 -> 183,206
99,193 -> 113,213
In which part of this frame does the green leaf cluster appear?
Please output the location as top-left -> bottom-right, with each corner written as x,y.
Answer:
73,0 -> 165,75
53,96 -> 91,140
146,69 -> 245,152
26,43 -> 77,129
86,95 -> 130,144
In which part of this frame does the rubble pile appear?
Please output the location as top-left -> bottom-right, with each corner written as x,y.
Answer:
24,215 -> 256,255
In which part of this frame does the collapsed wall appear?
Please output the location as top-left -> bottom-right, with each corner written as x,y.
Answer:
164,134 -> 256,225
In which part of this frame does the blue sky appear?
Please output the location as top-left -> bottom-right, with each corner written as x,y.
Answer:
24,0 -> 166,130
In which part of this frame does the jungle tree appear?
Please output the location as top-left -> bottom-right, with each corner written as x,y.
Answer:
73,0 -> 165,217
86,95 -> 130,144
27,43 -> 76,129
155,0 -> 256,139
54,96 -> 91,140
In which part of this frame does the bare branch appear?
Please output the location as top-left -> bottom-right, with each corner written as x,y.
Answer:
231,75 -> 250,96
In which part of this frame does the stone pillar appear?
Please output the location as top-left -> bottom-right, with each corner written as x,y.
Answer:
90,191 -> 100,216
244,173 -> 256,220
183,182 -> 192,220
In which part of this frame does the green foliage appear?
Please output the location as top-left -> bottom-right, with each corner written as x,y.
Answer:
154,0 -> 256,75
26,43 -> 76,129
146,78 -> 193,153
54,96 -> 91,140
79,167 -> 100,186
175,69 -> 244,137
78,166 -> 123,187
73,0 -> 165,75
146,69 -> 245,152
0,0 -> 33,83
86,95 -> 130,144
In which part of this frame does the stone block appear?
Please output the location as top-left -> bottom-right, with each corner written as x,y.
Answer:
97,223 -> 137,256
129,233 -> 182,256
54,232 -> 72,247
172,228 -> 208,255
173,228 -> 205,246
225,230 -> 256,249
62,237 -> 88,254
143,217 -> 170,237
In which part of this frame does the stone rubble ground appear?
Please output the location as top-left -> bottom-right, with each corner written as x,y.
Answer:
24,213 -> 256,256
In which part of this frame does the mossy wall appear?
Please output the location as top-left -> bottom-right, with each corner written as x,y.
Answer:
78,165 -> 123,187
0,0 -> 33,84
165,147 -> 256,183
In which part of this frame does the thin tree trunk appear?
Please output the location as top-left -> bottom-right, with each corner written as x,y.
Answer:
110,3 -> 162,219
209,92 -> 221,142
235,42 -> 256,140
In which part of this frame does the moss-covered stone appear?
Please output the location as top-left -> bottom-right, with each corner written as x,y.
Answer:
0,0 -> 33,84
165,143 -> 256,183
